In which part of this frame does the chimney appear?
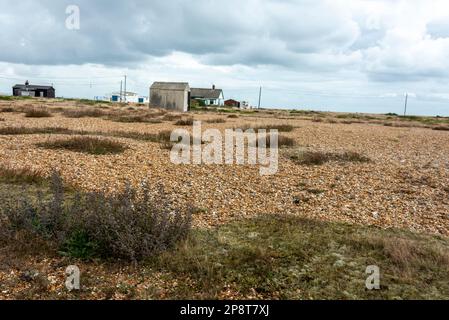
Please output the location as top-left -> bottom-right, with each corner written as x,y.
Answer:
212,84 -> 215,90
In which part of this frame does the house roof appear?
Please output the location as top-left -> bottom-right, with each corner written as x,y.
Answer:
191,88 -> 223,100
151,82 -> 190,91
13,84 -> 54,90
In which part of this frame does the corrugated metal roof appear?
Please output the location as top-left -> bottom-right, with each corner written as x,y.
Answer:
150,82 -> 190,91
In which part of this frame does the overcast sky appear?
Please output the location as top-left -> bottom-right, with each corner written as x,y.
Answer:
1,0 -> 449,115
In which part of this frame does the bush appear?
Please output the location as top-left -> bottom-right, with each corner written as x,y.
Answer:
25,108 -> 53,118
1,107 -> 15,112
37,137 -> 128,155
0,172 -> 192,261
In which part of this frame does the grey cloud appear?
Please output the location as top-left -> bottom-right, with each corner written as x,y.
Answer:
0,0 -> 361,70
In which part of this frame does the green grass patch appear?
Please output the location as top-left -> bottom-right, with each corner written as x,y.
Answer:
152,215 -> 449,299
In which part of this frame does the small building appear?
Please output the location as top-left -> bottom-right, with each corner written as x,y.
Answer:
191,85 -> 224,106
240,101 -> 252,110
107,92 -> 149,104
150,82 -> 190,112
224,99 -> 241,108
13,81 -> 55,98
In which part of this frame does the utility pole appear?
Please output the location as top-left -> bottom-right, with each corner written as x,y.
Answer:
404,93 -> 408,116
124,75 -> 127,103
258,86 -> 262,109
120,81 -> 123,102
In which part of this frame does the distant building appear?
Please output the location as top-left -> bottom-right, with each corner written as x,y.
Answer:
150,82 -> 190,112
106,92 -> 148,104
240,101 -> 252,110
13,81 -> 55,98
224,99 -> 241,108
191,85 -> 224,106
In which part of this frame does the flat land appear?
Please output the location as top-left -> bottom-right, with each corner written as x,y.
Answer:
0,97 -> 448,299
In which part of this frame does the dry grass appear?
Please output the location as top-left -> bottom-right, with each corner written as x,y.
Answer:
236,123 -> 295,133
63,108 -> 107,118
0,126 -> 74,135
175,118 -> 195,126
362,235 -> 449,279
205,118 -> 226,124
0,126 -> 179,150
274,135 -> 296,147
433,126 -> 449,131
0,166 -> 47,185
162,114 -> 183,121
290,150 -> 371,165
37,137 -> 128,155
24,108 -> 53,118
109,111 -> 164,124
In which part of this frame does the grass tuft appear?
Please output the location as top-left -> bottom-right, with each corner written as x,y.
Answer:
175,118 -> 194,126
25,108 -> 53,118
37,137 -> 128,155
63,108 -> 107,118
290,150 -> 371,165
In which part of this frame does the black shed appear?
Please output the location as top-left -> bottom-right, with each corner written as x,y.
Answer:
13,82 -> 55,98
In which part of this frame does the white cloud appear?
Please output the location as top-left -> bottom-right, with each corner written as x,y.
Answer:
1,0 -> 449,115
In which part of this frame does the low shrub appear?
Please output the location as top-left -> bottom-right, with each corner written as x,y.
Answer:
1,107 -> 15,112
290,150 -> 371,165
25,108 -> 53,118
0,172 -> 192,261
37,136 -> 127,155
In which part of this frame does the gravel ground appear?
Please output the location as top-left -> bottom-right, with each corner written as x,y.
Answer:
1,100 -> 448,235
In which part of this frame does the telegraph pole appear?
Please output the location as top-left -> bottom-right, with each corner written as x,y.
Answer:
120,81 -> 123,102
404,93 -> 408,116
258,86 -> 262,109
124,75 -> 127,103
